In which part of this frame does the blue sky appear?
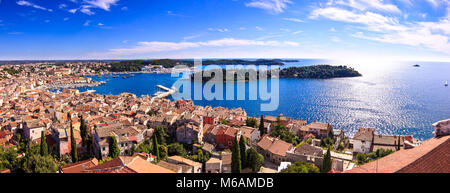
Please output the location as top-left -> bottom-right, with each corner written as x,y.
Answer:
0,0 -> 450,61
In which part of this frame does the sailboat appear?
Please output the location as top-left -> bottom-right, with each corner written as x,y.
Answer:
445,81 -> 448,87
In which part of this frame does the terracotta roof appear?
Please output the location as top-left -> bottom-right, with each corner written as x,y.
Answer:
157,160 -> 182,173
346,135 -> 450,173
257,135 -> 293,157
168,156 -> 202,167
268,139 -> 293,156
82,156 -> 175,173
206,157 -> 222,164
294,144 -> 323,157
353,127 -> 375,141
307,122 -> 330,131
125,156 -> 175,173
61,158 -> 99,173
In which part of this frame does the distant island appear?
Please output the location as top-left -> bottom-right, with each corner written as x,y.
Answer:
279,65 -> 362,79
190,65 -> 362,82
102,59 -> 297,72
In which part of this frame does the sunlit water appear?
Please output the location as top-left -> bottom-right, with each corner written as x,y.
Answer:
79,59 -> 450,140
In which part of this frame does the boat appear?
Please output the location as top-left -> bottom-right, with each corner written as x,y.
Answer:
446,81 -> 448,87
413,64 -> 420,67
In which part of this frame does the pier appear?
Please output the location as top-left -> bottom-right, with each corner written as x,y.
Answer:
152,85 -> 177,101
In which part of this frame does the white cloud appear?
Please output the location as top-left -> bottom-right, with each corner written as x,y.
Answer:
83,20 -> 91,26
98,22 -> 104,26
16,0 -> 53,12
80,6 -> 95,15
64,17 -> 70,21
310,7 -> 404,32
292,30 -> 303,34
83,0 -> 118,11
282,17 -> 304,23
426,0 -> 439,7
78,0 -> 119,15
103,38 -> 299,56
329,0 -> 401,13
245,0 -> 292,14
208,28 -> 229,32
310,6 -> 450,54
255,26 -> 263,31
59,4 -> 67,9
69,9 -> 78,13
183,34 -> 203,40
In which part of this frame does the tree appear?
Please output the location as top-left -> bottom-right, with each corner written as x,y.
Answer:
221,119 -> 229,125
280,161 -> 320,173
79,115 -> 92,156
80,115 -> 89,143
135,139 -> 152,154
246,147 -> 264,172
259,115 -> 266,136
246,117 -> 257,128
269,120 -> 299,145
40,131 -> 48,156
154,126 -> 168,145
397,136 -> 401,151
70,122 -> 78,163
108,136 -> 120,158
0,146 -> 18,170
168,143 -> 187,156
153,135 -> 160,162
239,135 -> 247,168
322,148 -> 332,173
231,135 -> 241,173
19,154 -> 58,173
159,145 -> 168,161
189,149 -> 210,164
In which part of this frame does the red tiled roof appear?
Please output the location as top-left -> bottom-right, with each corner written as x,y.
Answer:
61,158 -> 99,173
346,135 -> 450,173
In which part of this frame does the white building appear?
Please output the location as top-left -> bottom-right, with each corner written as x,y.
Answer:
352,128 -> 375,154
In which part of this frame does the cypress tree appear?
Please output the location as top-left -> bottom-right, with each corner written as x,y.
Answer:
231,135 -> 242,173
153,135 -> 160,162
322,148 -> 332,173
70,122 -> 78,163
239,135 -> 247,169
397,136 -> 401,151
40,131 -> 48,156
80,115 -> 89,144
80,116 -> 92,156
259,115 -> 265,137
109,136 -> 120,158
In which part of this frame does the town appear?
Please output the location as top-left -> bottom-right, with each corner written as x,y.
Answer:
0,62 -> 449,174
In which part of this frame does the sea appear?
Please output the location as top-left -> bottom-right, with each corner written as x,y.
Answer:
77,59 -> 450,140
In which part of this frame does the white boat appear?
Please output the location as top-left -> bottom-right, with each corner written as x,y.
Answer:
446,81 -> 448,87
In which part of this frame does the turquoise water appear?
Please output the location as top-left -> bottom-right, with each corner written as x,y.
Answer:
80,59 -> 450,140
